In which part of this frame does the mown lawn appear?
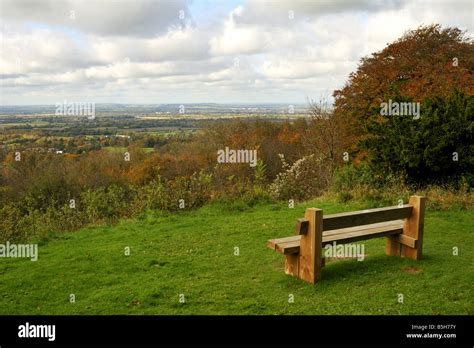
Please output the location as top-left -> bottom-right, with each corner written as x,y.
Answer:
0,198 -> 472,315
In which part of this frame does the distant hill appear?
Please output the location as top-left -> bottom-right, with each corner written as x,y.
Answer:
0,103 -> 310,116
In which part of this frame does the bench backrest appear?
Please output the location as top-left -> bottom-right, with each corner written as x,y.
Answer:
323,204 -> 413,231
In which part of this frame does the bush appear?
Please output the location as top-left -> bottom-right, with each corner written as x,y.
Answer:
419,184 -> 473,210
361,90 -> 474,187
172,171 -> 213,210
330,162 -> 473,209
0,204 -> 29,243
269,154 -> 331,201
337,191 -> 353,203
133,179 -> 170,212
132,171 -> 213,213
81,185 -> 133,223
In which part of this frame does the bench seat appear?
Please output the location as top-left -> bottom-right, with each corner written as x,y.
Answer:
267,220 -> 407,255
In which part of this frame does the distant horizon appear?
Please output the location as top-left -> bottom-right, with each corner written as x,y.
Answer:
0,101 -> 314,107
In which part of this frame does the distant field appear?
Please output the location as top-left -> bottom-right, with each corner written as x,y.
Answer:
103,146 -> 154,153
0,198 -> 472,315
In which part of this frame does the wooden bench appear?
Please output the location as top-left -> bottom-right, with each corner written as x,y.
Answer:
267,196 -> 426,284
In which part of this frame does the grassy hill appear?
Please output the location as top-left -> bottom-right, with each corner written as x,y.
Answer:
0,198 -> 472,315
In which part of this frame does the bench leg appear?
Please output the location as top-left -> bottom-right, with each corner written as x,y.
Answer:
401,195 -> 425,260
386,195 -> 425,260
298,208 -> 323,284
284,254 -> 299,277
385,236 -> 401,256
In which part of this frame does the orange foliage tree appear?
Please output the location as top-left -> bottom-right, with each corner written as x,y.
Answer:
333,24 -> 474,141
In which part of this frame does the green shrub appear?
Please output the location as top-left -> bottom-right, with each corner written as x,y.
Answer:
0,204 -> 29,243
337,191 -> 353,203
361,90 -> 474,187
81,185 -> 133,223
133,179 -> 170,212
330,162 -> 473,209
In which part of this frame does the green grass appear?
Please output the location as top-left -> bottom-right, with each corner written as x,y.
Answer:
0,198 -> 472,315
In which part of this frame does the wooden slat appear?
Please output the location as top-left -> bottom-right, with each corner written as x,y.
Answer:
322,223 -> 403,246
395,234 -> 417,248
323,205 -> 413,231
267,236 -> 301,254
276,240 -> 300,254
323,220 -> 404,237
267,235 -> 300,250
323,221 -> 404,245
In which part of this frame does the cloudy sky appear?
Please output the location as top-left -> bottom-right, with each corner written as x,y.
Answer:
1,0 -> 473,105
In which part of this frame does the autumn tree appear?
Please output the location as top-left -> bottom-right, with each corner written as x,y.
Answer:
333,24 -> 473,140
332,24 -> 474,186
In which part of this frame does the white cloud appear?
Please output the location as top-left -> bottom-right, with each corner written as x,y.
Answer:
0,26 -> 99,75
234,0 -> 408,26
209,11 -> 266,56
1,0 -> 473,104
91,26 -> 210,63
1,0 -> 191,37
